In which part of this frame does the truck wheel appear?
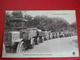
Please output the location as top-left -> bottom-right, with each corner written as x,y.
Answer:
3,43 -> 6,54
29,42 -> 35,49
41,37 -> 44,42
29,38 -> 35,49
44,37 -> 47,41
36,37 -> 40,45
16,41 -> 26,53
39,36 -> 43,43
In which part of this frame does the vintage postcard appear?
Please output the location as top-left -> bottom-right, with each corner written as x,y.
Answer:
2,10 -> 79,57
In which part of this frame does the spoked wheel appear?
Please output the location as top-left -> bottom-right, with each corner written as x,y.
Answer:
3,43 -> 6,54
42,37 -> 44,42
36,37 -> 40,45
39,36 -> 44,43
16,41 -> 26,53
29,38 -> 35,49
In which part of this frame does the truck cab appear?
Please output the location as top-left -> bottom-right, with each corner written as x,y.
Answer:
4,31 -> 23,53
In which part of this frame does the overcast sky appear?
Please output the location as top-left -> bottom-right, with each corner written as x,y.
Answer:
7,10 -> 76,24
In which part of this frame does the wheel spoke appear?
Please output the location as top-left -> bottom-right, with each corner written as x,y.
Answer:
17,41 -> 26,53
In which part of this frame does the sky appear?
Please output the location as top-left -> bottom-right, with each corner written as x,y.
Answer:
6,10 -> 76,24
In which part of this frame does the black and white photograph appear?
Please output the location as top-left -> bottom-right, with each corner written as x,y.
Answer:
2,10 -> 79,57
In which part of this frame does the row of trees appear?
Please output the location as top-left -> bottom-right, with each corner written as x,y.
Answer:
5,11 -> 76,32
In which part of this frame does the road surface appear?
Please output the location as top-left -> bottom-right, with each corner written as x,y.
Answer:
3,36 -> 79,57
22,36 -> 79,57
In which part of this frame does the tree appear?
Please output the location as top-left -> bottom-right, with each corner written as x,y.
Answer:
6,12 -> 11,19
5,12 -> 12,31
24,15 -> 32,21
27,16 -> 71,31
5,12 -> 12,26
53,18 -> 70,31
71,22 -> 76,29
70,22 -> 77,32
32,16 -> 49,30
11,11 -> 23,18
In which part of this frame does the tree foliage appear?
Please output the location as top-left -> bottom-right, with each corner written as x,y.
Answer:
24,15 -> 32,21
11,11 -> 23,18
5,11 -> 72,32
71,22 -> 76,29
26,16 -> 71,32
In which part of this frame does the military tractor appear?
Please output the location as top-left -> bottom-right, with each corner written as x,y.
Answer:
4,28 -> 45,53
4,18 -> 46,53
52,30 -> 76,39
